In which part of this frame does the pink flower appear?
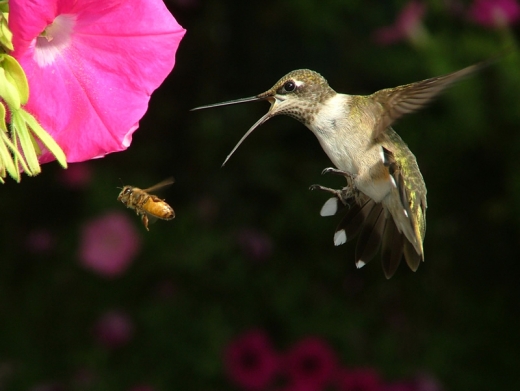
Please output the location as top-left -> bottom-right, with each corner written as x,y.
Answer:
58,162 -> 93,189
373,2 -> 427,45
225,329 -> 279,391
469,0 -> 520,27
237,227 -> 274,262
94,310 -> 134,349
9,0 -> 186,164
79,211 -> 141,278
283,337 -> 338,390
336,368 -> 382,391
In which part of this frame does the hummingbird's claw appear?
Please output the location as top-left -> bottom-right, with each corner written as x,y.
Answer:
310,184 -> 356,216
321,167 -> 344,175
321,167 -> 357,181
310,184 -> 330,192
309,184 -> 338,194
310,184 -> 354,202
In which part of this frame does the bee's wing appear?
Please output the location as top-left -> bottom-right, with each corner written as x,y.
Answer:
142,177 -> 175,193
146,213 -> 159,225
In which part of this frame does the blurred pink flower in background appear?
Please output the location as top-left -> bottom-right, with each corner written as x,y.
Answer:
94,310 -> 134,349
284,337 -> 338,390
223,332 -> 442,391
469,0 -> 520,27
336,368 -> 382,391
9,0 -> 186,164
79,211 -> 141,278
373,2 -> 427,45
58,162 -> 93,189
26,228 -> 55,253
225,329 -> 279,391
237,227 -> 274,262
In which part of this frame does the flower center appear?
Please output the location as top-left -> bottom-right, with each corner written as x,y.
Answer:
35,14 -> 77,67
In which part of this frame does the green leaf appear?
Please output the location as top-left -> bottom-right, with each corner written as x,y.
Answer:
20,110 -> 68,169
0,14 -> 13,52
0,65 -> 21,109
1,55 -> 29,105
11,110 -> 40,176
0,101 -> 6,132
0,130 -> 20,181
0,102 -> 21,182
8,124 -> 30,175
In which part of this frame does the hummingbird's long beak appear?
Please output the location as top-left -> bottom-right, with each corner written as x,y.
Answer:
221,109 -> 274,166
192,94 -> 278,166
190,96 -> 266,111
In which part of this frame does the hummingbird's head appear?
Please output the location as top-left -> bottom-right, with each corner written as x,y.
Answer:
191,69 -> 335,166
259,69 -> 335,124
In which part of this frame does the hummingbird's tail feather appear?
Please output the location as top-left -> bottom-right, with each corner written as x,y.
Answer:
320,197 -> 342,216
404,239 -> 422,272
314,179 -> 425,277
381,217 -> 405,279
355,203 -> 385,268
334,196 -> 373,244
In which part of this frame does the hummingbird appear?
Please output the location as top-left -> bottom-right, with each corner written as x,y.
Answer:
192,60 -> 490,278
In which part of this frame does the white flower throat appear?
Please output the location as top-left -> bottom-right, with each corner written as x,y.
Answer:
35,14 -> 77,67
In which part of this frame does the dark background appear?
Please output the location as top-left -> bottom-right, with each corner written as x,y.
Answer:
1,0 -> 520,390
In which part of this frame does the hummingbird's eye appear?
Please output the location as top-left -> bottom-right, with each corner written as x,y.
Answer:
283,80 -> 296,93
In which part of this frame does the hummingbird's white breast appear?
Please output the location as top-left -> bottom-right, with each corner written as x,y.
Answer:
306,93 -> 394,203
307,94 -> 358,173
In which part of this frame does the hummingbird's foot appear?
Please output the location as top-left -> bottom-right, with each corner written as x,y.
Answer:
310,185 -> 344,216
321,167 -> 357,181
310,184 -> 358,216
309,184 -> 337,193
310,184 -> 357,204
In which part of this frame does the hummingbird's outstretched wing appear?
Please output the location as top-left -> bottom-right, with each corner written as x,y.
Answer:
370,59 -> 492,140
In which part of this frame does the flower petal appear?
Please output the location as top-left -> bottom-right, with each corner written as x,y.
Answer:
10,0 -> 186,163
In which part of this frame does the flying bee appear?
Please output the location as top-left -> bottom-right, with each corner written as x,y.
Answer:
117,177 -> 175,230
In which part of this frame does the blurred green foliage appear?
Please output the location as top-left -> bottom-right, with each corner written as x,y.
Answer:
1,0 -> 520,390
